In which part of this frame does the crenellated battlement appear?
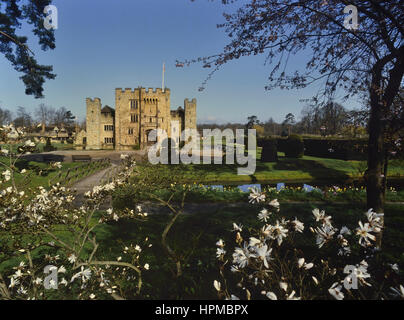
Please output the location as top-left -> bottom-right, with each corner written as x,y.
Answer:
86,97 -> 101,103
115,87 -> 170,95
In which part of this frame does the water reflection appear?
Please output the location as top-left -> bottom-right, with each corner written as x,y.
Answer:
205,180 -> 403,193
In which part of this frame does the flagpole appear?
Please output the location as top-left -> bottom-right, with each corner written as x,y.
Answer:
162,62 -> 165,92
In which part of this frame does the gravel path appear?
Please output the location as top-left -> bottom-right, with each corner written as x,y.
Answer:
71,163 -> 118,207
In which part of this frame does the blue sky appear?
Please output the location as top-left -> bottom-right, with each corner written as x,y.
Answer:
0,0 -> 361,124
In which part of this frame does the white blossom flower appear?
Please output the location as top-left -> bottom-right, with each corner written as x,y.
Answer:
144,263 -> 150,270
268,199 -> 280,209
216,239 -> 225,247
266,291 -> 277,300
248,188 -> 266,204
216,247 -> 226,258
258,208 -> 270,222
390,285 -> 404,298
58,266 -> 66,274
68,254 -> 77,264
328,282 -> 344,300
315,224 -> 335,248
286,290 -> 301,300
213,280 -> 221,292
2,170 -> 11,181
291,218 -> 304,233
356,221 -> 376,247
248,237 -> 261,247
254,244 -> 273,268
340,226 -> 352,236
232,223 -> 243,232
279,282 -> 288,291
232,244 -> 252,268
389,263 -> 399,273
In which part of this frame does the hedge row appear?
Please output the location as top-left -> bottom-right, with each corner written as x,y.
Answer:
258,137 -> 368,160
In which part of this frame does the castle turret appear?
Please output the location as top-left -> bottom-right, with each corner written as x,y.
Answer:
86,97 -> 102,149
184,98 -> 197,130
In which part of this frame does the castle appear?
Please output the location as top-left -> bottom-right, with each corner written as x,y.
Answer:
75,87 -> 197,150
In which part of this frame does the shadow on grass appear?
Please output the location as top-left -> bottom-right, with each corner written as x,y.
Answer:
273,155 -> 350,181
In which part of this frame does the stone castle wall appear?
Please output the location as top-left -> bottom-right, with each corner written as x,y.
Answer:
81,87 -> 196,150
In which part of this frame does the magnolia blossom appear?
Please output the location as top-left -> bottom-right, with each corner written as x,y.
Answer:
268,199 -> 280,210
71,266 -> 92,283
213,280 -> 221,292
254,244 -> 273,268
297,258 -> 313,270
266,291 -> 277,300
291,218 -> 304,233
315,224 -> 336,248
68,254 -> 77,264
232,223 -> 243,232
216,247 -> 226,258
2,170 -> 11,181
328,282 -> 344,300
279,282 -> 288,291
356,221 -> 376,247
263,221 -> 288,246
232,244 -> 252,268
216,239 -> 225,247
390,285 -> 404,299
312,208 -> 332,226
258,208 -> 270,222
248,188 -> 265,204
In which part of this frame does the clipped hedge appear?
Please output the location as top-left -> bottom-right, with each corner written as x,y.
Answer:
303,139 -> 368,160
260,137 -> 278,162
284,134 -> 304,158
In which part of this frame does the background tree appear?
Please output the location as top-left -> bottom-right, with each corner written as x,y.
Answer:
0,0 -> 56,98
0,106 -> 12,126
282,113 -> 295,135
13,106 -> 32,128
246,115 -> 259,129
183,0 -> 404,215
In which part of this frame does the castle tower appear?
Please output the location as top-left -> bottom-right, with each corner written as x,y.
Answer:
184,98 -> 197,130
86,98 -> 102,149
115,87 -> 171,150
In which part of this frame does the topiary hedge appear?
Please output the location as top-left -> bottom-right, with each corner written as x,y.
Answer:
284,134 -> 304,158
260,137 -> 278,162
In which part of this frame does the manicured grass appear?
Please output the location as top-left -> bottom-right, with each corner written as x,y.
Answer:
0,156 -> 86,192
134,151 -> 404,184
36,142 -> 74,152
1,202 -> 403,299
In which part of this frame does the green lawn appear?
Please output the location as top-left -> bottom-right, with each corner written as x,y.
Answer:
0,156 -> 95,193
135,151 -> 404,184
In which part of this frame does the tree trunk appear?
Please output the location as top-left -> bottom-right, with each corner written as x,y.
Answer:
366,101 -> 385,214
366,51 -> 404,247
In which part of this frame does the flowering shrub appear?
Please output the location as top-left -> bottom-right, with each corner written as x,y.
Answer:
214,188 -> 404,300
0,127 -> 150,300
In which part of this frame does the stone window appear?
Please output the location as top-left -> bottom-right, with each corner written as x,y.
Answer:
104,137 -> 114,144
104,125 -> 114,131
130,100 -> 138,110
131,114 -> 139,123
128,128 -> 134,135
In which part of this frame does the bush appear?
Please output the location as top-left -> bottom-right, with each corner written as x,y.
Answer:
303,139 -> 367,160
43,138 -> 57,152
284,134 -> 304,158
132,144 -> 141,150
260,137 -> 278,162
